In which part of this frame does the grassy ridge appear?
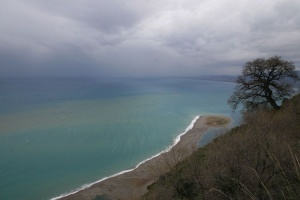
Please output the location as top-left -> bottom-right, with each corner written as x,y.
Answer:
143,94 -> 300,200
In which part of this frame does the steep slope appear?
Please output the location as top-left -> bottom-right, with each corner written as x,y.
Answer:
143,94 -> 300,200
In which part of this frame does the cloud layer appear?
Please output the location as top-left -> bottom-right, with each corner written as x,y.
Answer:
1,0 -> 300,77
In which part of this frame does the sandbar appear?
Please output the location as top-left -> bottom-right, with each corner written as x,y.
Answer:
56,115 -> 231,200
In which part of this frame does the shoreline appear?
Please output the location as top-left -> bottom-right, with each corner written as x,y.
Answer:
52,115 -> 231,200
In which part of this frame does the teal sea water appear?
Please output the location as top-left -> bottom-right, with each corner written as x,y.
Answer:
0,77 -> 238,200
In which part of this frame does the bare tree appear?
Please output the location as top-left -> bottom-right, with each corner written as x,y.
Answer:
228,56 -> 298,110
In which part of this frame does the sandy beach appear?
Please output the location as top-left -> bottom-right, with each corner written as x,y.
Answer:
56,115 -> 231,200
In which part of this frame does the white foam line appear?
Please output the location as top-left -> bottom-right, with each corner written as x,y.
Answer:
51,115 -> 201,200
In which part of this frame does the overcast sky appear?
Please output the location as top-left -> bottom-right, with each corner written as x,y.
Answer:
1,0 -> 300,77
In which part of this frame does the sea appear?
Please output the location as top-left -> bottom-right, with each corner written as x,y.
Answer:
0,77 -> 239,200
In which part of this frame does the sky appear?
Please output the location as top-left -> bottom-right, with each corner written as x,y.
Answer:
0,0 -> 300,77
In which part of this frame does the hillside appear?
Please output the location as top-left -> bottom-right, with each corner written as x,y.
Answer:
143,94 -> 300,200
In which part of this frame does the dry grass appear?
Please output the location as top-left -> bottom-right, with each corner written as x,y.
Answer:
143,94 -> 300,200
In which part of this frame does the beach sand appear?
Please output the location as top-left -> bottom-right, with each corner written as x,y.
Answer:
57,115 -> 231,200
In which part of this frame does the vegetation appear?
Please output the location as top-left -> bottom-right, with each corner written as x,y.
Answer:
142,93 -> 300,200
228,56 -> 298,111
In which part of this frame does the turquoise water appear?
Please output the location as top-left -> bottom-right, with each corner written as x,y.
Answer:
0,77 -> 236,200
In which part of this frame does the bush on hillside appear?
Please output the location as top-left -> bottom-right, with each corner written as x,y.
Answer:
143,94 -> 300,200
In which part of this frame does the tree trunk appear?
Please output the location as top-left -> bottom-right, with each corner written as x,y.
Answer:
265,87 -> 280,110
268,98 -> 280,110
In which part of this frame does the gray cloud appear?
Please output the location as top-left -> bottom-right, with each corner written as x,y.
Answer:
1,0 -> 300,77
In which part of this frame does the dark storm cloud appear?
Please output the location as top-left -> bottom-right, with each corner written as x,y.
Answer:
1,0 -> 300,77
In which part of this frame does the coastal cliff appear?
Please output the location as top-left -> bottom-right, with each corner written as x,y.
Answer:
143,94 -> 300,199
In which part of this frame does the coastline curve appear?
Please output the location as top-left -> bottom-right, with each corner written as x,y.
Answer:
51,115 -> 201,200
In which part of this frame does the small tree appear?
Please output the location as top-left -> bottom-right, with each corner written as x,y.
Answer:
228,56 -> 298,110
